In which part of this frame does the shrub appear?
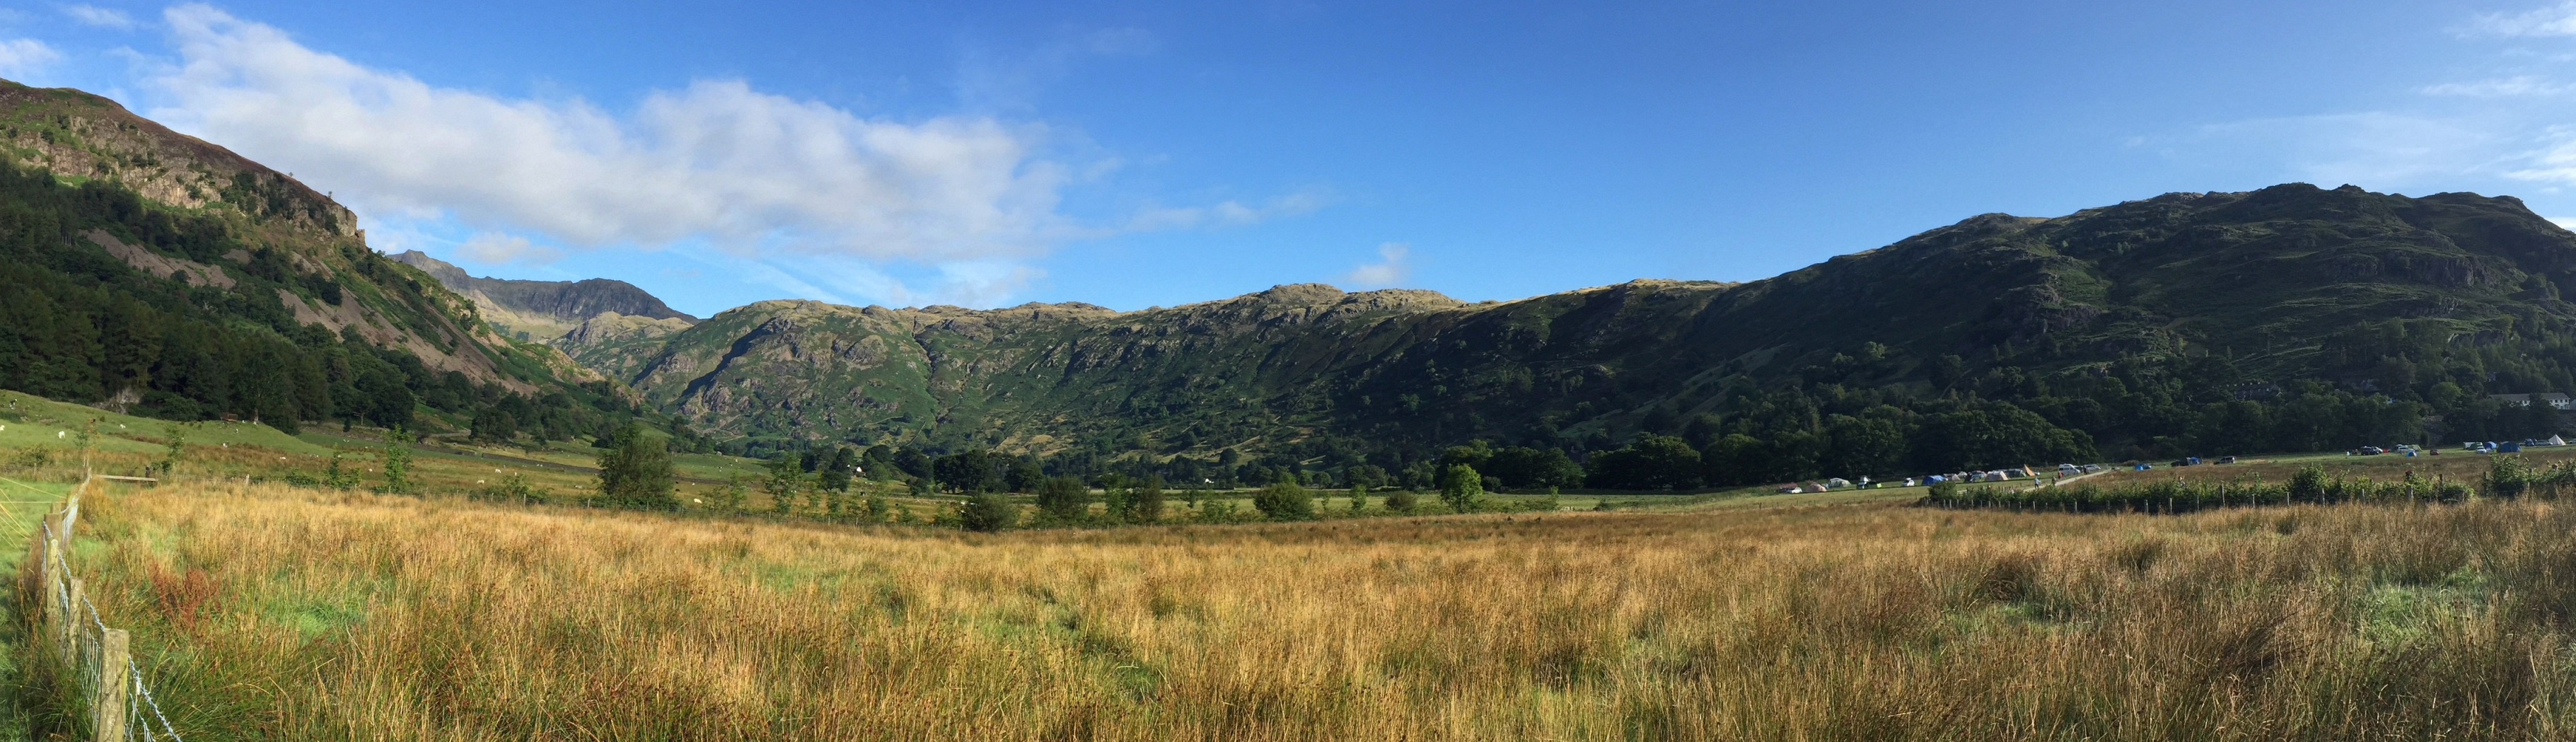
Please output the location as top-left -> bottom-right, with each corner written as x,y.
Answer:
961,494 -> 1018,532
1036,476 -> 1090,522
1383,489 -> 1419,513
1253,482 -> 1315,521
1132,477 -> 1166,523
2288,465 -> 2328,502
2488,456 -> 2535,499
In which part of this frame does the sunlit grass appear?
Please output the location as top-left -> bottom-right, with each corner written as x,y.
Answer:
37,480 -> 2576,741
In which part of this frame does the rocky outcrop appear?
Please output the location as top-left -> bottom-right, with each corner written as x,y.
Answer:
390,250 -> 695,341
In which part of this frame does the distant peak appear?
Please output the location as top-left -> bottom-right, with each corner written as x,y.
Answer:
1251,283 -> 1348,305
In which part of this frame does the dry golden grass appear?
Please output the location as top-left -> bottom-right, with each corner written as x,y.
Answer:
51,481 -> 2576,741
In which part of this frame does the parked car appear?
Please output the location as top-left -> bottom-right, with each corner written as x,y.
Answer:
2215,456 -> 2238,464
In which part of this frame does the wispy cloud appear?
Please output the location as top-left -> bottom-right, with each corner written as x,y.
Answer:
456,232 -> 564,266
1121,190 -> 1330,232
60,4 -> 133,29
2465,1 -> 2576,37
0,38 -> 60,78
2420,76 -> 2570,98
1342,243 -> 1410,288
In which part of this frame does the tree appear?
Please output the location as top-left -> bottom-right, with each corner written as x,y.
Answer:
1439,464 -> 1485,512
1036,475 -> 1089,521
1132,476 -> 1166,523
934,449 -> 997,492
1911,403 -> 2096,472
378,428 -> 415,494
1006,460 -> 1048,493
1438,440 -> 1495,472
819,446 -> 857,492
1819,414 -> 1907,478
961,493 -> 1018,532
1346,464 -> 1389,492
322,448 -> 360,489
763,453 -> 802,514
819,472 -> 848,519
714,468 -> 749,514
470,407 -> 517,444
1700,434 -> 1767,487
596,424 -> 676,510
1484,446 -> 1583,489
1253,481 -> 1315,521
157,422 -> 189,477
1584,435 -> 1702,490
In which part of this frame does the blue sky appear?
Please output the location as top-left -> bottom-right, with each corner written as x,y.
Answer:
1,1 -> 2572,316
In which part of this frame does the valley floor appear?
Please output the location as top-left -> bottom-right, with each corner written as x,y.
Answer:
26,479 -> 2576,741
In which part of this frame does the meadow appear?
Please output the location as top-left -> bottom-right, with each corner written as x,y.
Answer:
18,476 -> 2576,741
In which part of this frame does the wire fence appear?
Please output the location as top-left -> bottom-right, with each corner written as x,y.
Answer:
27,475 -> 185,741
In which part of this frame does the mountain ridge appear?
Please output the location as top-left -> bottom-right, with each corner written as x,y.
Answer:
552,182 -> 2576,475
390,250 -> 696,342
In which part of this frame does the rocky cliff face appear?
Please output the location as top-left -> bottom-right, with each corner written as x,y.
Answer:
581,185 -> 2576,456
0,79 -> 601,392
390,250 -> 696,341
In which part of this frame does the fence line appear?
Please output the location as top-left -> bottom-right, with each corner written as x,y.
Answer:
25,475 -> 184,741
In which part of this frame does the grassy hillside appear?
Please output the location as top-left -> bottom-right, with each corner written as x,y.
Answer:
44,480 -> 2576,740
581,185 -> 2576,492
0,79 -> 697,454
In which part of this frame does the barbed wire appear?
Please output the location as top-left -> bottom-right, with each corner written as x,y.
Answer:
40,488 -> 186,741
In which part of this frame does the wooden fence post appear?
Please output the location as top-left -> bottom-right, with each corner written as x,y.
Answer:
62,578 -> 82,663
93,628 -> 127,742
37,515 -> 58,624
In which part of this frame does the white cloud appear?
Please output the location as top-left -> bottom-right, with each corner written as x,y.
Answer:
0,39 -> 61,78
2421,76 -> 2570,98
1342,243 -> 1410,288
2506,127 -> 2576,183
2551,216 -> 2576,231
62,4 -> 134,29
146,4 -> 1072,264
1121,190 -> 1330,231
456,232 -> 564,266
2467,1 -> 2576,37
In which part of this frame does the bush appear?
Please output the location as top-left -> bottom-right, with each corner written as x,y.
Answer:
2488,456 -> 2535,499
1132,477 -> 1166,523
961,494 -> 1018,532
1383,489 -> 1419,513
1035,476 -> 1089,522
1253,482 -> 1315,521
2288,465 -> 2328,502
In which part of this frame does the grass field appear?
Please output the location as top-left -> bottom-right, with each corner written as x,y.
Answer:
25,477 -> 2576,741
